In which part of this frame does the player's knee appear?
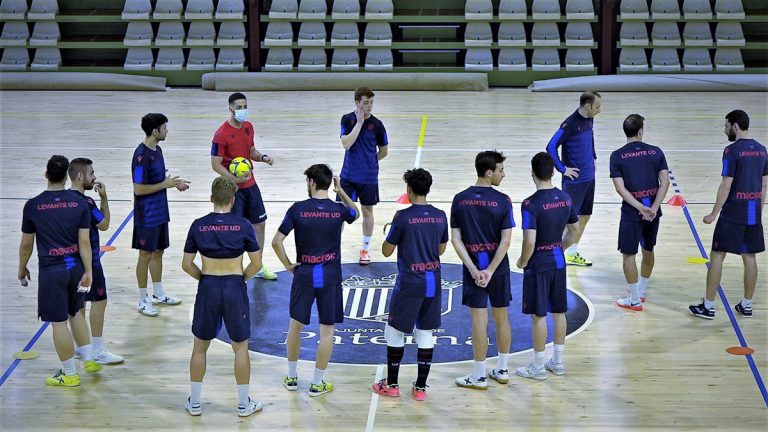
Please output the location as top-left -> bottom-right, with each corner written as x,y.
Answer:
138,250 -> 153,261
384,324 -> 405,347
414,329 -> 435,349
152,249 -> 164,258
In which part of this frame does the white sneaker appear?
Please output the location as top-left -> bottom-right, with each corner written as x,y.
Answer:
488,368 -> 510,384
544,359 -> 565,376
516,363 -> 547,381
138,298 -> 158,317
151,294 -> 182,305
237,398 -> 263,417
455,374 -> 488,390
94,349 -> 124,365
185,397 -> 202,416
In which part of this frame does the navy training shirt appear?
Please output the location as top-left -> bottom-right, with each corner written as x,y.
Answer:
73,190 -> 105,263
184,212 -> 260,259
339,112 -> 388,184
132,142 -> 170,227
521,188 -> 579,274
385,204 -> 449,298
720,138 -> 768,226
546,110 -> 596,184
609,141 -> 669,222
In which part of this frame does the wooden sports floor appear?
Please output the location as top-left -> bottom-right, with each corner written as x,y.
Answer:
0,89 -> 766,431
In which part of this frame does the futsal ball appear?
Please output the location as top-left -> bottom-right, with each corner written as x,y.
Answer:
229,157 -> 252,178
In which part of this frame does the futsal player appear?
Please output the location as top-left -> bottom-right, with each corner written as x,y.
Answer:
271,164 -> 359,397
372,168 -> 448,401
182,176 -> 264,417
68,158 -> 124,364
451,151 -> 515,389
609,115 -> 670,311
690,110 -> 768,319
546,92 -> 601,266
132,113 -> 190,317
210,92 -> 278,281
515,153 -> 580,380
18,155 -> 101,386
338,87 -> 389,265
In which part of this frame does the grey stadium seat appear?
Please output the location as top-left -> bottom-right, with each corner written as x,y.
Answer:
619,22 -> 649,46
217,21 -> 246,46
464,48 -> 493,71
651,47 -> 681,71
682,0 -> 712,19
465,22 -> 493,47
565,22 -> 593,47
124,48 -> 154,70
651,0 -> 680,19
155,48 -> 185,70
715,0 -> 745,19
153,0 -> 182,20
264,22 -> 294,46
264,47 -> 294,71
331,48 -> 360,71
0,47 -> 28,70
532,48 -> 561,71
187,22 -> 216,46
186,48 -> 216,70
216,47 -> 246,70
365,48 -> 393,70
682,48 -> 713,71
565,48 -> 594,71
366,0 -> 394,20
532,22 -> 560,46
364,22 -> 392,46
332,0 -> 360,20
565,0 -> 595,19
465,0 -> 493,20
532,0 -> 561,20
619,47 -> 648,71
299,0 -> 326,19
715,22 -> 745,46
0,0 -> 28,20
714,48 -> 744,71
124,22 -> 154,46
498,22 -> 527,47
122,0 -> 152,20
651,22 -> 681,47
498,48 -> 527,71
331,22 -> 359,46
498,0 -> 527,20
31,47 -> 61,70
28,0 -> 59,20
683,22 -> 712,46
29,22 -> 60,46
216,0 -> 244,20
155,22 -> 185,46
269,0 -> 298,19
185,0 -> 214,19
620,0 -> 650,19
0,21 -> 29,47
298,22 -> 327,46
298,48 -> 327,71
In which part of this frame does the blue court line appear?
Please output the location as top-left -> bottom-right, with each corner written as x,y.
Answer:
0,210 -> 134,388
669,172 -> 768,407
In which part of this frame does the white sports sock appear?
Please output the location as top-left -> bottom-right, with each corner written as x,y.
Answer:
567,244 -> 578,256
62,357 -> 77,376
704,299 -> 715,310
288,361 -> 298,378
534,351 -> 546,369
496,353 -> 509,371
638,276 -> 650,296
190,381 -> 203,404
553,344 -> 565,364
742,297 -> 752,307
628,283 -> 640,303
312,368 -> 325,386
237,384 -> 249,406
153,282 -> 165,298
362,236 -> 372,252
79,344 -> 93,362
139,287 -> 148,301
92,336 -> 103,354
473,360 -> 486,380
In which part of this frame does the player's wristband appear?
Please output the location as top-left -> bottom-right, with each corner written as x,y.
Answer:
260,154 -> 269,162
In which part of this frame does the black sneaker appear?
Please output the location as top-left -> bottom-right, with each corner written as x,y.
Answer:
735,302 -> 753,318
689,301 -> 715,320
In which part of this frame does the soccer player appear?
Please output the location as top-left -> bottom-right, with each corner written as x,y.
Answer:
609,115 -> 670,311
546,91 -> 601,266
451,151 -> 515,390
515,152 -> 580,380
133,113 -> 190,317
271,164 -> 359,397
372,168 -> 448,401
210,92 -> 277,281
18,155 -> 101,386
182,176 -> 263,417
68,158 -> 124,364
690,110 -> 768,319
338,86 -> 389,265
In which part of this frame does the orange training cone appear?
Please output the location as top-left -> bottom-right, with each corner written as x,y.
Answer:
667,194 -> 687,207
396,193 -> 410,204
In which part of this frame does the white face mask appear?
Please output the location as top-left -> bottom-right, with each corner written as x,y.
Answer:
234,108 -> 249,123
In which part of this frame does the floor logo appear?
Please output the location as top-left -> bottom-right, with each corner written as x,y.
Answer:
213,262 -> 593,365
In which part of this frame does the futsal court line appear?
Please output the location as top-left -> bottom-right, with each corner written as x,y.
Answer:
668,170 -> 768,407
0,210 -> 134,388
